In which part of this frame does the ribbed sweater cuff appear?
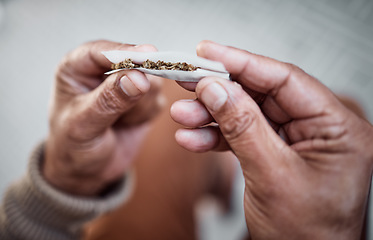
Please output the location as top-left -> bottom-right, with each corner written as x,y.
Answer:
1,142 -> 134,240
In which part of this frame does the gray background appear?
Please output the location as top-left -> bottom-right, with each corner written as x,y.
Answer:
0,0 -> 372,239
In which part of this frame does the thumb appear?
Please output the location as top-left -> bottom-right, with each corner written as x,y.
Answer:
65,70 -> 150,141
196,77 -> 292,174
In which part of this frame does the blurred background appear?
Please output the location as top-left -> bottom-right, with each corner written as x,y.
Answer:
0,0 -> 372,239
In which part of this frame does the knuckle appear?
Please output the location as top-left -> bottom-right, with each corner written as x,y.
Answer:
285,62 -> 298,71
219,109 -> 257,141
95,84 -> 127,115
285,62 -> 302,76
320,110 -> 349,140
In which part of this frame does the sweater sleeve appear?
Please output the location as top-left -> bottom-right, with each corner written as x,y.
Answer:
0,142 -> 135,240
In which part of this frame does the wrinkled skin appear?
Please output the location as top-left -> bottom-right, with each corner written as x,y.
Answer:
44,40 -> 164,196
43,38 -> 373,239
43,40 -> 236,240
171,41 -> 373,240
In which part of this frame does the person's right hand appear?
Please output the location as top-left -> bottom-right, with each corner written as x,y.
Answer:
171,41 -> 373,239
43,40 -> 164,196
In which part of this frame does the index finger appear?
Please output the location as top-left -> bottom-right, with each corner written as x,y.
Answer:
58,40 -> 158,77
196,40 -> 338,119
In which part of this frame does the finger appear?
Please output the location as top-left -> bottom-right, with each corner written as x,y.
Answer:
175,127 -> 230,152
196,40 -> 338,120
170,99 -> 213,127
115,76 -> 166,126
196,76 -> 297,174
65,70 -> 151,141
55,40 -> 157,97
261,95 -> 292,125
176,81 -> 198,92
59,40 -> 157,77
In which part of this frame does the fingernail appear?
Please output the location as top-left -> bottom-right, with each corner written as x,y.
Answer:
200,82 -> 228,112
120,75 -> 142,97
197,40 -> 221,55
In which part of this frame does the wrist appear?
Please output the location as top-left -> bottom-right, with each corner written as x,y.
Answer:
42,158 -> 110,196
43,141 -> 117,196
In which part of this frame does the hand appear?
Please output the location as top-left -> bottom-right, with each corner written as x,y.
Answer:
43,40 -> 164,196
171,41 -> 373,239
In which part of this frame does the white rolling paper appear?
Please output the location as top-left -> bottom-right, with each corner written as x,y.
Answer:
102,51 -> 230,82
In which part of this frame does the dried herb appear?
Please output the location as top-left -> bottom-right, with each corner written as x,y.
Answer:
111,59 -> 199,71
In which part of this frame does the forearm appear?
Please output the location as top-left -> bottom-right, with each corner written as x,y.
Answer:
0,142 -> 134,240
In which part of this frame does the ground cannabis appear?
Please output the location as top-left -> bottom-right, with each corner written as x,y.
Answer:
111,59 -> 199,71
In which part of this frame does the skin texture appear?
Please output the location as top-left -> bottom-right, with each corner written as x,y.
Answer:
43,40 -> 237,239
44,40 -> 165,196
171,41 -> 373,240
84,80 -> 236,240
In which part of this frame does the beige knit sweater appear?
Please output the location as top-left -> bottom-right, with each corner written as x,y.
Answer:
0,143 -> 134,240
